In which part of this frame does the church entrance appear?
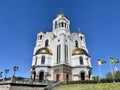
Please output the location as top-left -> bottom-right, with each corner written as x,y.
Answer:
39,71 -> 44,81
66,74 -> 69,82
56,74 -> 60,82
80,72 -> 85,80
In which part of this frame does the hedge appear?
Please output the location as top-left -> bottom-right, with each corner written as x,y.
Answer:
66,78 -> 120,84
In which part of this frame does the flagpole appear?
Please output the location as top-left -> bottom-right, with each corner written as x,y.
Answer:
109,60 -> 115,83
98,64 -> 102,83
114,63 -> 118,74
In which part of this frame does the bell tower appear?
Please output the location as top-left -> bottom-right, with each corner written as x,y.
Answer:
52,13 -> 72,83
52,13 -> 70,36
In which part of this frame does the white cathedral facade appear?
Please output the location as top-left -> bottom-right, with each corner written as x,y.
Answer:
30,13 -> 92,83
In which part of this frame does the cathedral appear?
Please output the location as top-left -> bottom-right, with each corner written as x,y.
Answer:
30,13 -> 92,83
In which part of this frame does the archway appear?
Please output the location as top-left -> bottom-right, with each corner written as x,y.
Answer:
39,71 -> 44,81
80,72 -> 85,80
56,74 -> 60,82
33,71 -> 36,80
66,74 -> 69,82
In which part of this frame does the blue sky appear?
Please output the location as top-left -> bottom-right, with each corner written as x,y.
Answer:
0,0 -> 120,78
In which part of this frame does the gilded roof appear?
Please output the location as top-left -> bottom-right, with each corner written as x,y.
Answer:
72,47 -> 89,56
56,14 -> 68,19
35,47 -> 53,55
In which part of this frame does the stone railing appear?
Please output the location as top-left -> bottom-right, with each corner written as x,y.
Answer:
0,77 -> 48,86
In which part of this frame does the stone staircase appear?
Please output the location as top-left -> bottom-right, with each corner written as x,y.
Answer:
45,80 -> 63,90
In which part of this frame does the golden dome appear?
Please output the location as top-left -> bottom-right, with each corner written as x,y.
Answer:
35,47 -> 53,55
39,32 -> 44,34
47,46 -> 53,54
56,14 -> 68,19
72,47 -> 89,56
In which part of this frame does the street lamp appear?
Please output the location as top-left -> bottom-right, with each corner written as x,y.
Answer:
13,66 -> 19,77
45,72 -> 49,82
0,72 -> 2,78
5,69 -> 9,79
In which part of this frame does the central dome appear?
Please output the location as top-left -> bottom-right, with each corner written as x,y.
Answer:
35,47 -> 53,55
72,47 -> 89,56
56,14 -> 68,19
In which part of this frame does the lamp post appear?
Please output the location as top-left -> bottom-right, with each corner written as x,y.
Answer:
13,66 -> 19,77
5,69 -> 9,79
0,72 -> 2,78
45,72 -> 49,82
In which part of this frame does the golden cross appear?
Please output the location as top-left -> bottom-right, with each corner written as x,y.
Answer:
60,8 -> 63,14
78,27 -> 80,32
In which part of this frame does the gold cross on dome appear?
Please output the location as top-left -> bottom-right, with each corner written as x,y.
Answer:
78,27 -> 80,32
60,8 -> 63,14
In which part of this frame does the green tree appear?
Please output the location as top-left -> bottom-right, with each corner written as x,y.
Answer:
115,71 -> 120,79
106,72 -> 113,79
93,76 -> 99,81
106,71 -> 120,79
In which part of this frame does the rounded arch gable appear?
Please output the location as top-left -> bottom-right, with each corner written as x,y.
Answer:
38,70 -> 44,73
80,70 -> 86,74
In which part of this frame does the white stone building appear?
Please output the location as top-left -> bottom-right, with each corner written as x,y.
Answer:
30,13 -> 92,83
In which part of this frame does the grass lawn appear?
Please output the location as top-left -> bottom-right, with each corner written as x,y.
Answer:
53,82 -> 120,90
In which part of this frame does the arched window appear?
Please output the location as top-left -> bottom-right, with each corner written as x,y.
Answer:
61,22 -> 64,27
40,35 -> 42,39
35,57 -> 37,65
41,56 -> 45,64
79,56 -> 84,65
65,45 -> 68,63
80,72 -> 85,80
75,40 -> 78,47
65,23 -> 66,28
39,71 -> 44,81
59,23 -> 61,28
55,21 -> 57,29
45,39 -> 49,47
57,45 -> 61,64
80,36 -> 82,40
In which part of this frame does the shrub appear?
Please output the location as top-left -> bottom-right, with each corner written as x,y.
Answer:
66,80 -> 98,85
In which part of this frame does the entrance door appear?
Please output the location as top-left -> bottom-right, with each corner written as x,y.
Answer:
80,72 -> 85,80
56,74 -> 60,82
39,71 -> 44,81
66,74 -> 69,82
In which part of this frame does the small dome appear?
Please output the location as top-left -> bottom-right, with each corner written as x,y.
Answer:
39,32 -> 44,34
35,47 -> 53,55
55,14 -> 68,19
72,47 -> 89,56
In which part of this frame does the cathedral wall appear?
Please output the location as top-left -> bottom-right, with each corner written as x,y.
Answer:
32,55 -> 52,66
72,67 -> 89,81
53,72 -> 72,83
71,55 -> 90,66
72,67 -> 89,75
35,67 -> 52,80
